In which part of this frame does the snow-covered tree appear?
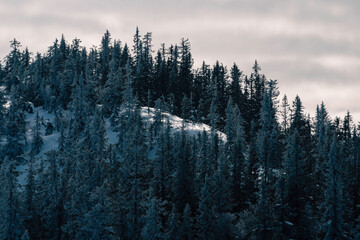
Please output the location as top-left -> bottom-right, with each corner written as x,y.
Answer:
31,111 -> 43,154
0,160 -> 22,240
321,136 -> 345,240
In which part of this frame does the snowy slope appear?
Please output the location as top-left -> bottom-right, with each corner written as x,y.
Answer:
140,107 -> 226,140
0,85 -> 11,108
25,106 -> 60,155
14,105 -> 225,186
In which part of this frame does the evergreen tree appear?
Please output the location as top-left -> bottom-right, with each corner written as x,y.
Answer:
197,177 -> 215,240
348,128 -> 360,237
321,136 -> 345,240
229,63 -> 243,109
178,38 -> 193,100
0,87 -> 6,135
225,99 -> 246,211
244,121 -> 259,206
152,118 -> 173,217
153,46 -> 169,100
141,191 -> 163,240
4,39 -> 22,91
313,102 -> 331,215
80,184 -> 114,240
31,111 -> 43,154
41,151 -> 63,240
23,155 -> 39,239
211,61 -> 227,129
102,40 -> 123,115
0,160 -> 22,240
0,28 -> 359,240
99,30 -> 112,86
173,125 -> 195,213
166,206 -> 181,240
282,130 -> 315,239
179,203 -> 193,240
248,60 -> 265,133
280,94 -> 290,134
4,92 -> 26,161
119,106 -> 147,239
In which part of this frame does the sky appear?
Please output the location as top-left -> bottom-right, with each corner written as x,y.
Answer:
0,0 -> 359,123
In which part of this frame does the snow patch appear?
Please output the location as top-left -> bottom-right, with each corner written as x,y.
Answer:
285,221 -> 294,226
16,105 -> 226,187
140,107 -> 226,141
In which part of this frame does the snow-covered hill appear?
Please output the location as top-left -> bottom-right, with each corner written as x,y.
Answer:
140,107 -> 226,139
15,105 -> 225,186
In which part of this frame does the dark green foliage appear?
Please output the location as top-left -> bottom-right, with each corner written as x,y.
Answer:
0,28 -> 359,240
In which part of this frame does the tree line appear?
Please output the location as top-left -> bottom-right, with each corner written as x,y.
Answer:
0,28 -> 359,239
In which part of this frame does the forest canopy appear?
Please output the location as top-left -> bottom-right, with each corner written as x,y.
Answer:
0,29 -> 359,240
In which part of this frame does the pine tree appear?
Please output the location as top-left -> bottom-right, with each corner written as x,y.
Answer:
119,106 -> 147,239
197,177 -> 215,240
153,46 -> 169,100
196,130 -> 210,194
70,72 -> 91,136
348,128 -> 360,237
4,92 -> 26,161
38,151 -> 63,239
179,203 -> 193,240
229,63 -> 243,108
99,30 -> 112,86
166,206 -> 181,240
102,40 -> 123,116
251,93 -> 279,239
0,160 -> 22,240
313,102 -> 331,214
280,95 -> 290,134
31,111 -> 43,154
290,95 -> 314,199
80,184 -> 114,240
248,60 -> 265,133
91,107 -> 107,159
173,125 -> 195,213
23,155 -> 38,238
244,121 -> 259,206
282,130 -> 315,239
321,136 -> 345,240
141,192 -> 163,240
0,87 -> 6,135
152,118 -> 173,216
4,39 -> 22,91
168,45 -> 180,115
211,61 -> 227,129
225,99 -> 246,211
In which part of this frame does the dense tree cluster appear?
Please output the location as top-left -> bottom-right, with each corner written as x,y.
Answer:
0,29 -> 359,239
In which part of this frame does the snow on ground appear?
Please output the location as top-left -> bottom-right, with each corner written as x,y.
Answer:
0,85 -> 11,108
105,119 -> 118,145
15,105 -> 225,186
140,107 -> 226,141
25,106 -> 59,156
17,106 -> 59,186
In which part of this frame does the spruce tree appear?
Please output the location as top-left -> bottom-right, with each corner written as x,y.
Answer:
321,136 -> 345,240
31,111 -> 43,154
0,160 -> 22,240
141,191 -> 163,240
173,125 -> 195,213
197,177 -> 215,240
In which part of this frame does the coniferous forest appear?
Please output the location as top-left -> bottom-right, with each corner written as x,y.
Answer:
0,29 -> 359,240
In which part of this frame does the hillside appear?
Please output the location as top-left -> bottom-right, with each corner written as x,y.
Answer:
0,30 -> 359,240
14,104 -> 225,186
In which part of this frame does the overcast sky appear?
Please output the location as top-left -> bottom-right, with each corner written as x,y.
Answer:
1,0 -> 359,122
